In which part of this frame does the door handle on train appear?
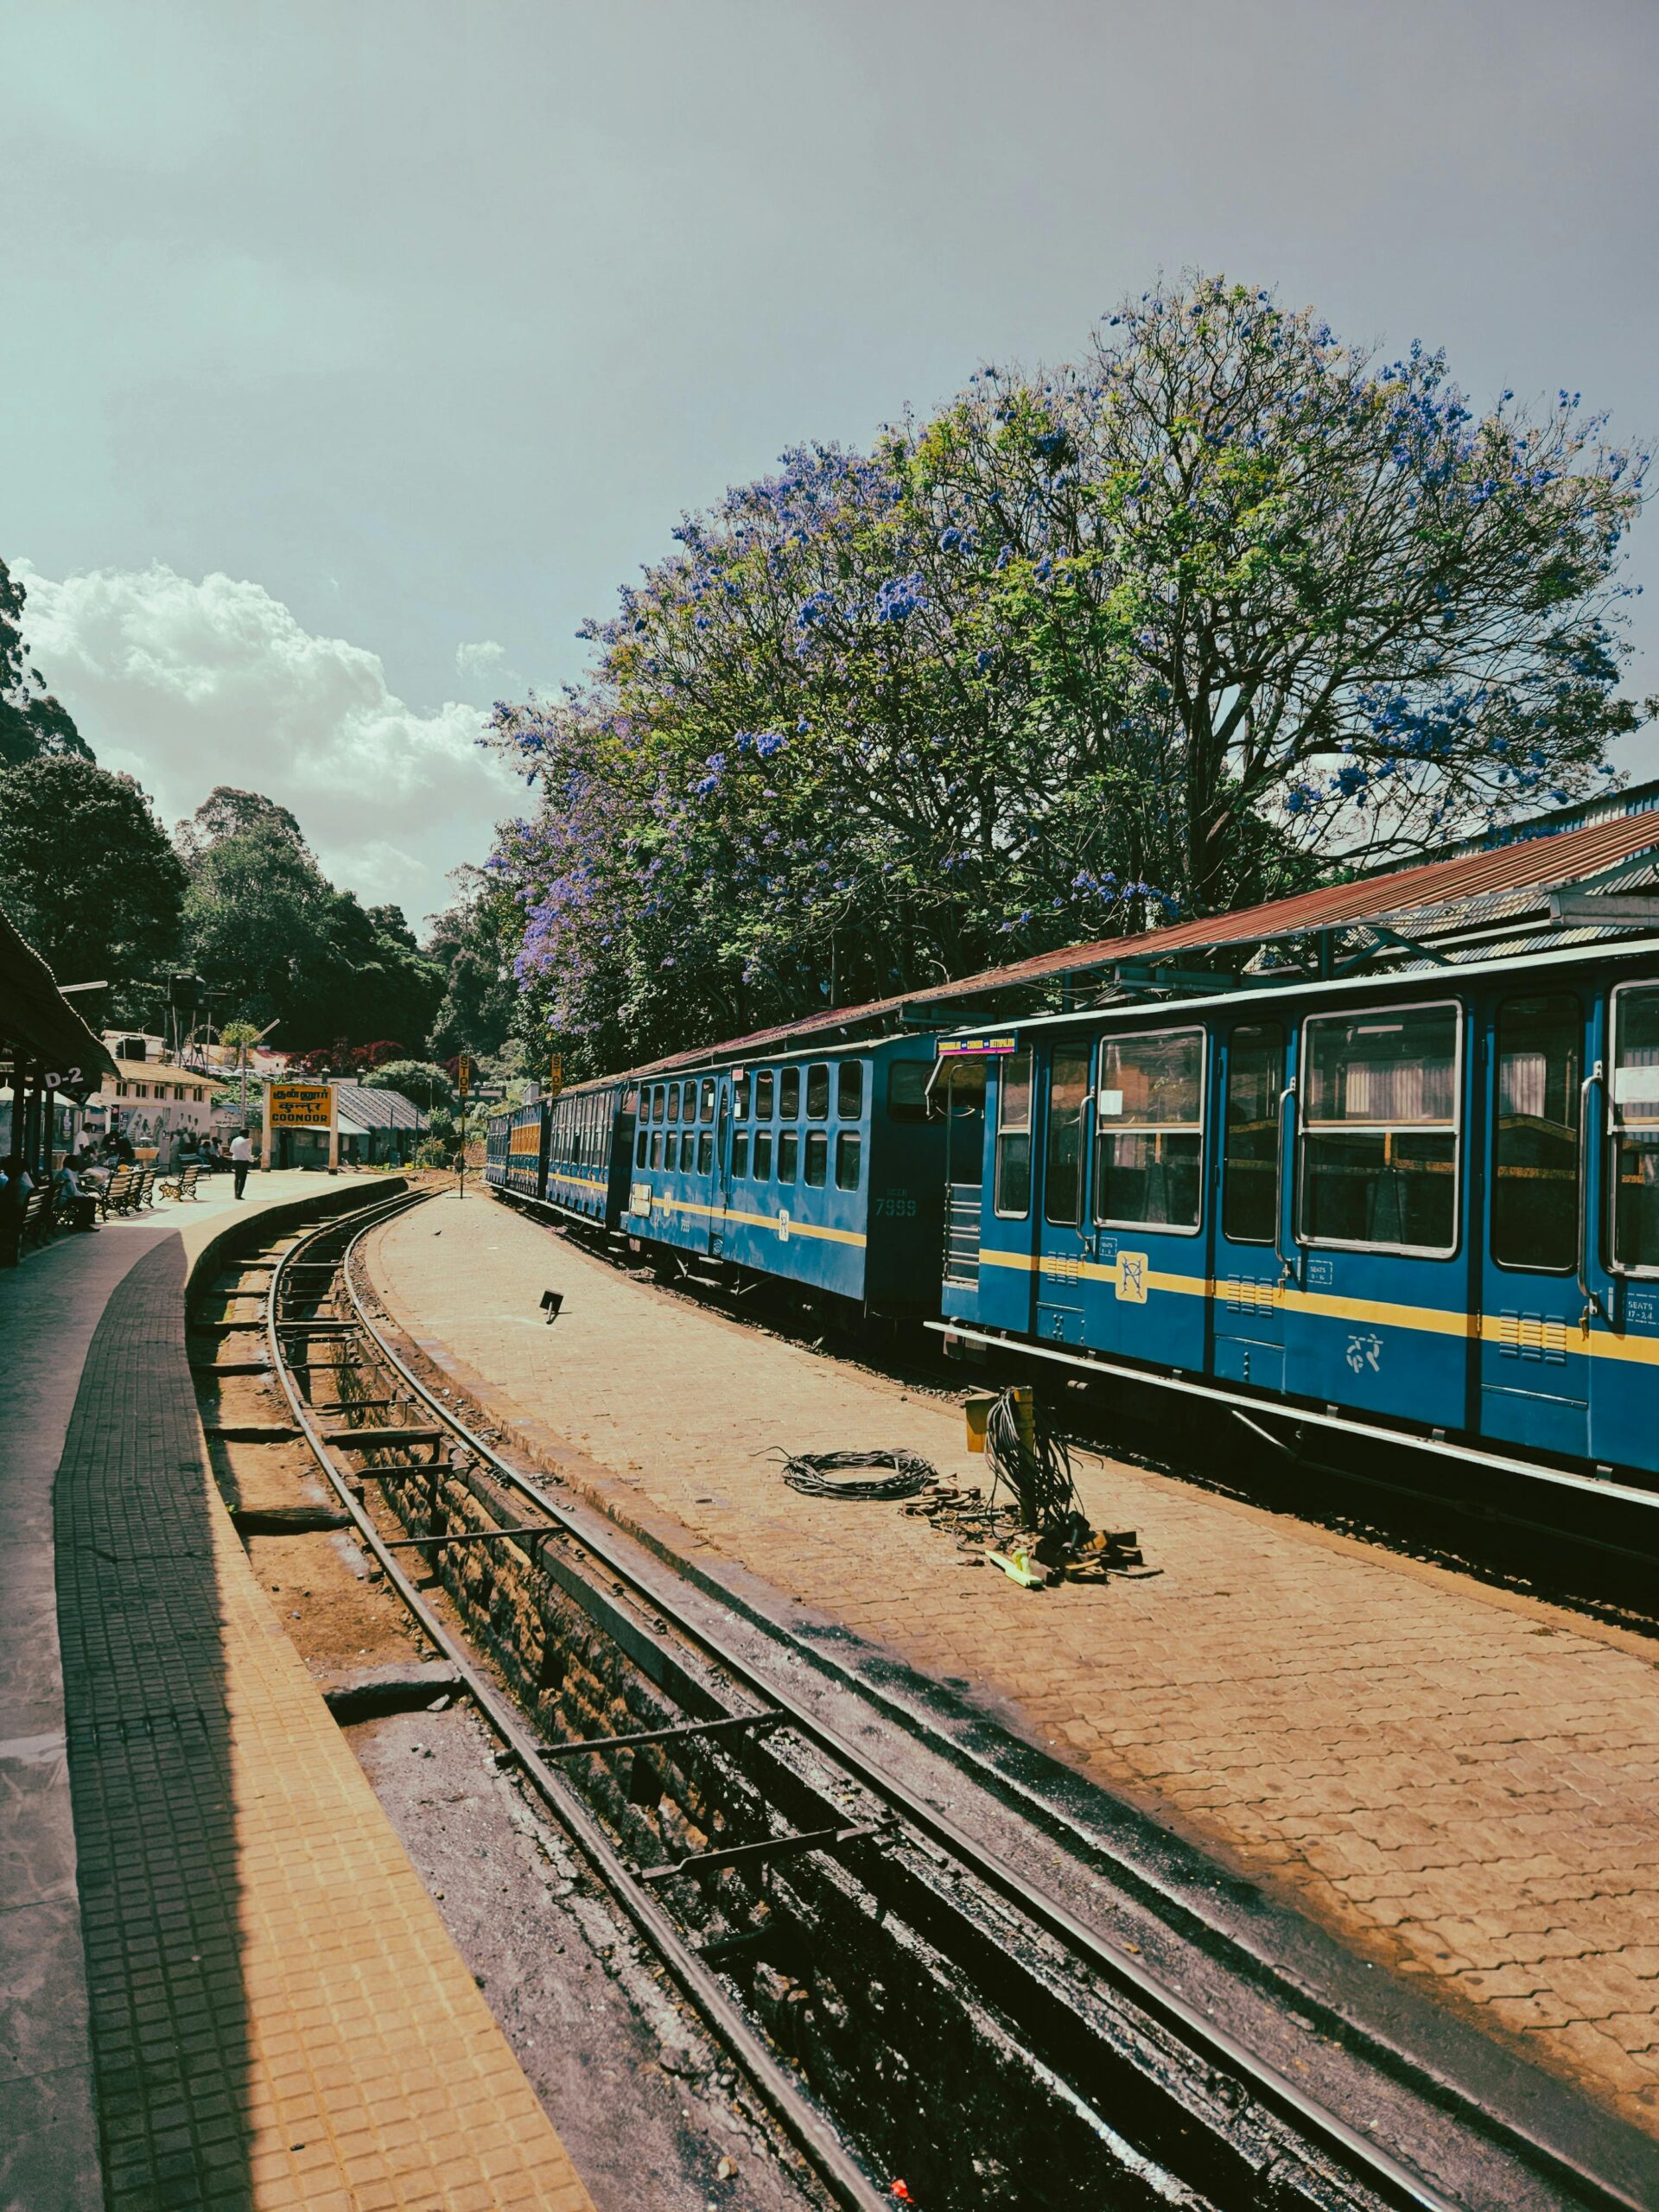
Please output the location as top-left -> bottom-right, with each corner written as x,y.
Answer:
1578,1062 -> 1605,1327
1274,1078 -> 1299,1287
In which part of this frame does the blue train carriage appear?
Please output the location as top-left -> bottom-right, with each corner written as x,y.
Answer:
485,1100 -> 546,1198
933,938 -> 1659,1489
544,1077 -> 638,1225
621,1033 -> 944,1314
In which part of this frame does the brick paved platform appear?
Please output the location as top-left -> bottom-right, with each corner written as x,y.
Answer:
369,1190 -> 1659,2145
1,1178 -> 594,2212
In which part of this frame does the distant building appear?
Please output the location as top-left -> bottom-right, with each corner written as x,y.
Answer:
85,1032 -> 217,1162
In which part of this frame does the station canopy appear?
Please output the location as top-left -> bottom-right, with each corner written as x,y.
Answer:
0,903 -> 117,1084
629,782 -> 1659,1079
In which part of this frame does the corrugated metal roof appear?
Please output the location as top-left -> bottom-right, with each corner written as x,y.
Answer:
334,1081 -> 426,1133
0,904 -> 118,1081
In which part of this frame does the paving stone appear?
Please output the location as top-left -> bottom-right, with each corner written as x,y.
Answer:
369,1186 -> 1659,2136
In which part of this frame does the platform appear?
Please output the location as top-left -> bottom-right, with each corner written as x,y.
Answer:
0,1175 -> 594,2212
368,1189 -> 1659,2150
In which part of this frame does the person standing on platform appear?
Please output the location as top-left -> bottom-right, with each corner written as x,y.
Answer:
0,1154 -> 33,1267
230,1128 -> 253,1199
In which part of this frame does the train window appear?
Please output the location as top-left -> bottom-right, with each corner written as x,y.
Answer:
944,1059 -> 988,1185
805,1130 -> 829,1186
994,1051 -> 1033,1218
651,1087 -> 664,1122
1493,995 -> 1580,1273
887,1061 -> 931,1123
667,1085 -> 680,1123
778,1129 -> 798,1182
701,1077 -> 715,1119
635,1126 -> 647,1167
1096,1029 -> 1205,1231
650,1131 -> 664,1169
1043,1046 -> 1090,1224
698,1131 -> 714,1174
753,1130 -> 773,1179
734,1071 -> 750,1119
1611,983 -> 1659,1271
756,1071 -> 775,1120
838,1061 -> 864,1119
807,1063 -> 830,1119
779,1067 -> 801,1117
733,1129 -> 750,1178
1300,1004 -> 1459,1254
836,1131 -> 862,1189
1223,1025 -> 1282,1244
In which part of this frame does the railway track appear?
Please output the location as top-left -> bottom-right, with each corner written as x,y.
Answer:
219,1187 -> 1647,2212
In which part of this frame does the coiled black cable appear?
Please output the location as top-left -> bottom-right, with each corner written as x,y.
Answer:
771,1447 -> 938,1501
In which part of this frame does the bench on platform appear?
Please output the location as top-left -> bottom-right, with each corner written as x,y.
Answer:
95,1167 -> 136,1219
20,1188 -> 56,1252
159,1163 -> 200,1203
132,1165 -> 158,1208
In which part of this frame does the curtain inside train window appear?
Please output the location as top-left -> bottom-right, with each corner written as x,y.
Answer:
1300,1003 -> 1459,1254
1493,995 -> 1580,1272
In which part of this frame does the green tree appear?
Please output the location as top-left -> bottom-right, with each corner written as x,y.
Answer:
177,796 -> 444,1054
0,753 -> 185,991
0,557 -> 92,768
490,275 -> 1649,1068
360,1058 -> 455,1111
424,867 -> 524,1061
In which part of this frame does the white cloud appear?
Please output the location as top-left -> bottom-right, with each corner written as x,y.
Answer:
454,638 -> 506,678
11,562 -> 523,931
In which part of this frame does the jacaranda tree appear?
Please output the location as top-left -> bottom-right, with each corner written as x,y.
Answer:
489,275 -> 1649,1072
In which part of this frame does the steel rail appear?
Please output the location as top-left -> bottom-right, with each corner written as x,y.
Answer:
327,1213 -> 1516,2212
260,1192 -> 898,2212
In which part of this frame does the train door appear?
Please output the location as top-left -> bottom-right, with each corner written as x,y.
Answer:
1210,1020 -> 1287,1394
1591,980 -> 1659,1469
1281,998 -> 1469,1431
710,1070 -> 740,1258
1090,1024 -> 1209,1370
1478,989 -> 1593,1459
941,1058 -> 988,1301
1034,1039 -> 1092,1344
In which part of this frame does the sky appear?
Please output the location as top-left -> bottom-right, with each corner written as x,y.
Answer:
3,0 -> 1656,932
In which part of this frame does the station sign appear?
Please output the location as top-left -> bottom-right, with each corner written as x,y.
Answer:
267,1082 -> 334,1129
936,1035 -> 1019,1058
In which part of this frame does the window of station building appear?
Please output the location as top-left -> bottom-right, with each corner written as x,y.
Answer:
837,1061 -> 864,1119
755,1071 -> 775,1120
701,1077 -> 715,1120
994,1050 -> 1033,1218
836,1131 -> 861,1189
1044,1046 -> 1090,1225
733,1071 -> 750,1119
806,1062 -> 830,1119
1223,1025 -> 1284,1245
733,1128 -> 750,1178
753,1129 -> 773,1179
1611,983 -> 1659,1272
1300,1003 -> 1459,1254
1095,1028 -> 1205,1231
779,1066 -> 801,1117
778,1129 -> 798,1182
887,1061 -> 930,1123
1495,1004 -> 1583,1282
698,1130 -> 715,1174
650,1130 -> 664,1169
805,1129 -> 828,1186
